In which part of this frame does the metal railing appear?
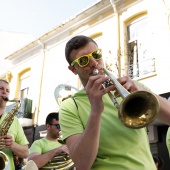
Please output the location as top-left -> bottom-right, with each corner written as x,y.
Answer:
125,58 -> 156,79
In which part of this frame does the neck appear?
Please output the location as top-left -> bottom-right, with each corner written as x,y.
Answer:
46,135 -> 58,141
0,108 -> 5,116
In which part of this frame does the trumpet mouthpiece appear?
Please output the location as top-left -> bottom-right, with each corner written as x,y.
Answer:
2,97 -> 8,101
93,69 -> 99,75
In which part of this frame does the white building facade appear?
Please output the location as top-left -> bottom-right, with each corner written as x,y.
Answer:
1,1 -> 170,168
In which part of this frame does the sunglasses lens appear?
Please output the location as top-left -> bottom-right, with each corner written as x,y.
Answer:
78,56 -> 89,66
56,124 -> 60,129
74,49 -> 102,67
92,50 -> 102,59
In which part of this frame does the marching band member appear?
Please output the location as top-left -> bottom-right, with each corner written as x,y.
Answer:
28,112 -> 71,169
59,35 -> 170,170
0,79 -> 28,170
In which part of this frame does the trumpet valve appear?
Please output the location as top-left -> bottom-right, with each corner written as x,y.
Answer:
102,79 -> 113,88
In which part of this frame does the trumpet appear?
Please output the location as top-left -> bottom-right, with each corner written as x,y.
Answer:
93,68 -> 160,129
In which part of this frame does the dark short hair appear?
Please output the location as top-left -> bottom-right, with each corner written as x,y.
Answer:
46,112 -> 59,125
0,79 -> 9,84
65,35 -> 97,65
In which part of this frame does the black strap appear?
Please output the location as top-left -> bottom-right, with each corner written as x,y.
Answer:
72,97 -> 85,129
72,97 -> 78,110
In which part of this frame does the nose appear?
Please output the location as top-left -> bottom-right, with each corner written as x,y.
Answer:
2,89 -> 7,95
1,89 -> 8,98
89,56 -> 98,68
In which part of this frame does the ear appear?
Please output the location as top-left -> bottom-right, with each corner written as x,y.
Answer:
68,65 -> 77,75
46,124 -> 50,130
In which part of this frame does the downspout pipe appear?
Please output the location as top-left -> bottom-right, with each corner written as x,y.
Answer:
34,40 -> 45,127
110,0 -> 121,77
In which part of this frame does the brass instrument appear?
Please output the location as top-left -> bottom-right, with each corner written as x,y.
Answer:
54,84 -> 79,106
40,131 -> 74,170
0,152 -> 8,170
0,97 -> 21,170
93,68 -> 160,129
40,152 -> 74,170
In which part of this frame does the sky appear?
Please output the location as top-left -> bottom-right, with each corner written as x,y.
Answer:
0,0 -> 99,38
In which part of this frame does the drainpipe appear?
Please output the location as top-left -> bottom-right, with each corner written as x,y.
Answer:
110,0 -> 121,77
34,40 -> 45,128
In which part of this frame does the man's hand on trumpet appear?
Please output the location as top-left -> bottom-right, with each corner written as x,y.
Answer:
115,75 -> 149,96
85,74 -> 115,114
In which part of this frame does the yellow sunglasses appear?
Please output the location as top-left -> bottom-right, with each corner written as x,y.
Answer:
71,49 -> 102,67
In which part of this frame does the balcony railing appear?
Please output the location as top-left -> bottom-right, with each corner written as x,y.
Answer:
125,58 -> 156,79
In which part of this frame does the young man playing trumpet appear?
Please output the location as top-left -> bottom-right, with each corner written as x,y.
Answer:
59,35 -> 170,170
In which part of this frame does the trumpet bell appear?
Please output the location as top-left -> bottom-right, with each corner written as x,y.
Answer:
119,91 -> 159,129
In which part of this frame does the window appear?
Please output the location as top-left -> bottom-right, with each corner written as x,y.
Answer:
126,17 -> 155,79
20,71 -> 30,99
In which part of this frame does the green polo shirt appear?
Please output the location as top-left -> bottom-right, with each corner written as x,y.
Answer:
59,89 -> 156,170
166,127 -> 170,157
29,138 -> 62,154
0,113 -> 29,170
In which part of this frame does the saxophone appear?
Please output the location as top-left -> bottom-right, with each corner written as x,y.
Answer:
0,97 -> 21,170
